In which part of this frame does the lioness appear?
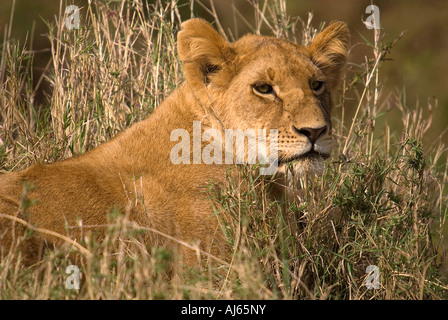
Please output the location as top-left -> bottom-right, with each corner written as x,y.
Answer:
0,18 -> 349,266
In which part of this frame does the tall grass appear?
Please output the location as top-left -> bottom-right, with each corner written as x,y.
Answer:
0,0 -> 447,299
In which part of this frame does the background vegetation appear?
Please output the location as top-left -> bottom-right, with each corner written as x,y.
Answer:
0,0 -> 447,299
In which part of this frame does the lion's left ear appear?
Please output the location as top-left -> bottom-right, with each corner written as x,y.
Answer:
177,18 -> 233,87
308,22 -> 350,87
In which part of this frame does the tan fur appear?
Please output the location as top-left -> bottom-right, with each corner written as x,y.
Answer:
0,19 -> 349,266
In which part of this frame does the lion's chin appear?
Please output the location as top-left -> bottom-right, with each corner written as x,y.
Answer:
277,157 -> 324,177
273,156 -> 325,197
277,150 -> 326,176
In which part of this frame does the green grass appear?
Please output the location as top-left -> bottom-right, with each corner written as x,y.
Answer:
0,0 -> 447,299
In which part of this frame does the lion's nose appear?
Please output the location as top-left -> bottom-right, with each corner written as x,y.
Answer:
293,125 -> 327,145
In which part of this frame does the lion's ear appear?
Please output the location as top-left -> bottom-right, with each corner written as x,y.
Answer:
308,21 -> 350,87
177,18 -> 232,86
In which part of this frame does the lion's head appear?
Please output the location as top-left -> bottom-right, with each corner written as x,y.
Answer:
177,18 -> 349,176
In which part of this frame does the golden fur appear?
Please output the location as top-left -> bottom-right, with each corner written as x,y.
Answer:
0,19 -> 349,266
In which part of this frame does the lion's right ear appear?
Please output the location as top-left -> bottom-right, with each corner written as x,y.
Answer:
177,18 -> 232,87
308,21 -> 350,88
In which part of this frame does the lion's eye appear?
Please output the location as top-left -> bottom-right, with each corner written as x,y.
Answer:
253,83 -> 275,95
310,80 -> 325,95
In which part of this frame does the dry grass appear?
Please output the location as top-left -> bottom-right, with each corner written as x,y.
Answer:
0,0 -> 447,299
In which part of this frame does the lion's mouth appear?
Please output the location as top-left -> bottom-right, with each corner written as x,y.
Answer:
278,150 -> 329,166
